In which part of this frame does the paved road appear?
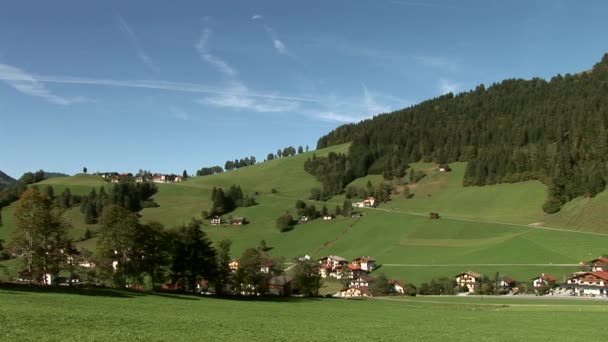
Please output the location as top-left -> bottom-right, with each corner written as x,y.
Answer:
382,263 -> 580,267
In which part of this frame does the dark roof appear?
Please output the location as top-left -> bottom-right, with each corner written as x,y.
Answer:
533,274 -> 558,282
268,275 -> 293,286
455,271 -> 482,278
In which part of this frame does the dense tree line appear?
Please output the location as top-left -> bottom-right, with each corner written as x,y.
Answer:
224,156 -> 257,172
315,55 -> 608,212
77,181 -> 158,224
266,145 -> 308,161
208,185 -> 256,217
196,166 -> 224,176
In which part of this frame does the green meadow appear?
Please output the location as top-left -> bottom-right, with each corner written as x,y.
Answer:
3,143 -> 608,285
1,287 -> 607,341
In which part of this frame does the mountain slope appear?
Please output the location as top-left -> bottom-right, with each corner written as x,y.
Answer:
0,170 -> 16,190
317,54 -> 608,213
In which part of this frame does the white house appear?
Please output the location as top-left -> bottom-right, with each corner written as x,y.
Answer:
532,273 -> 558,288
388,279 -> 406,294
350,275 -> 375,288
351,256 -> 377,272
563,271 -> 608,297
319,255 -> 349,279
338,287 -> 371,298
455,271 -> 482,293
354,197 -> 376,208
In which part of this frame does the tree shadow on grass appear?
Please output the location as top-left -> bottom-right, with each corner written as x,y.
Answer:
0,283 -> 143,298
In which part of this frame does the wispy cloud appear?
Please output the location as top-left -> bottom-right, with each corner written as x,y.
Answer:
0,63 -> 86,105
195,28 -> 237,77
251,14 -> 263,20
439,78 -> 461,94
362,84 -> 391,114
169,106 -> 189,121
116,14 -> 158,73
315,111 -> 367,123
264,26 -> 289,55
413,55 -> 459,72
198,81 -> 299,113
0,68 -> 317,103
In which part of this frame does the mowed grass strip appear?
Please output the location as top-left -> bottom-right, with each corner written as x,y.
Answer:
1,288 -> 607,341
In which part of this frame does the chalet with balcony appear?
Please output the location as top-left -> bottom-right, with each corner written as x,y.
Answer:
562,271 -> 608,297
582,256 -> 608,272
351,256 -> 377,272
455,271 -> 482,293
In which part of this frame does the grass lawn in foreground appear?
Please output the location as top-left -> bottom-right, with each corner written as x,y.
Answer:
0,287 -> 607,341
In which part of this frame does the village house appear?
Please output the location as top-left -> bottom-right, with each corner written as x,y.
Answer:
437,164 -> 452,172
338,287 -> 371,298
351,256 -> 377,272
228,259 -> 239,271
532,273 -> 558,293
455,271 -> 482,293
230,217 -> 247,225
319,255 -> 349,279
299,215 -> 309,223
135,176 -> 144,183
350,274 -> 375,288
388,279 -> 406,294
500,276 -> 517,293
582,256 -> 608,272
562,271 -> 608,297
210,216 -> 222,226
354,197 -> 376,208
322,214 -> 333,221
267,275 -> 293,296
350,211 -> 362,218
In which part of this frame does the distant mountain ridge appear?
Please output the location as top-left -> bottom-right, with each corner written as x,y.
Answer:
0,170 -> 17,190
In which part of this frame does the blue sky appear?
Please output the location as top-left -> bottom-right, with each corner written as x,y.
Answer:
1,0 -> 607,178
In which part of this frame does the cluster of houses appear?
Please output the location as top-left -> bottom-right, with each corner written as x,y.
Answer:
210,216 -> 248,226
454,256 -> 608,297
97,172 -> 183,184
316,255 -> 406,298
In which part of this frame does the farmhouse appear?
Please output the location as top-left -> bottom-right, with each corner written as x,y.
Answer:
354,197 -> 376,208
455,271 -> 482,293
388,279 -> 406,294
351,256 -> 377,272
350,274 -> 375,288
437,164 -> 452,172
152,174 -> 183,184
230,217 -> 247,225
338,287 -> 371,298
500,276 -> 517,293
532,273 -> 558,293
299,215 -> 309,223
562,271 -> 608,297
350,211 -> 362,218
322,214 -> 333,221
582,256 -> 608,272
319,255 -> 349,279
210,216 -> 222,226
267,275 -> 293,296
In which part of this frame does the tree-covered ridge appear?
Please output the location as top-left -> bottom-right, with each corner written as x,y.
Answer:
0,171 -> 17,191
316,54 -> 608,212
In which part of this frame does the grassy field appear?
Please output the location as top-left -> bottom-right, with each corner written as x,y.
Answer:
3,143 -> 608,285
1,287 -> 607,341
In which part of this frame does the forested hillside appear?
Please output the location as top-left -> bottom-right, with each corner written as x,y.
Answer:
0,171 -> 16,191
316,54 -> 608,213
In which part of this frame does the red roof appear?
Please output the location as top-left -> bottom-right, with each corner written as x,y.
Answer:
347,264 -> 361,270
534,274 -> 558,282
568,271 -> 608,281
586,257 -> 608,266
389,279 -> 405,287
